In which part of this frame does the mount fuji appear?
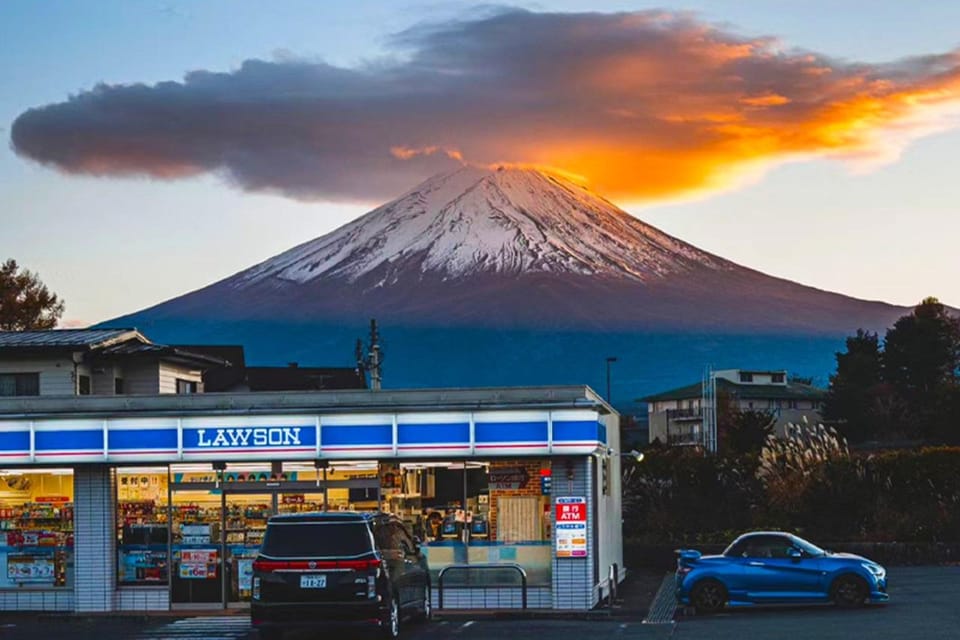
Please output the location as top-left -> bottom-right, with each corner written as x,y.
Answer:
105,167 -> 907,404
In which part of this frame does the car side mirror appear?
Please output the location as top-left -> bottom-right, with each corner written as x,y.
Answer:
787,548 -> 802,561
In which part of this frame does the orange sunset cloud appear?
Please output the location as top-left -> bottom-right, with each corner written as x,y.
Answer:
10,9 -> 960,204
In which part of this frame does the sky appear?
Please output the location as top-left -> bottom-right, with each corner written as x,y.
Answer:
2,0 -> 960,326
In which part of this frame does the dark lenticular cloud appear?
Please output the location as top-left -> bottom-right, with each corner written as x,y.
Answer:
11,9 -> 960,203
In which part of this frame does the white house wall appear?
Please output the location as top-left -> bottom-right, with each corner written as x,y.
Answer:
158,362 -> 202,394
91,363 -> 120,396
122,362 -> 160,395
0,356 -> 76,396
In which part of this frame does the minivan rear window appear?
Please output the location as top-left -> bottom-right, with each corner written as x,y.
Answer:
261,522 -> 374,558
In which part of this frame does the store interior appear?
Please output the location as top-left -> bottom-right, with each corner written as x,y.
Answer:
0,458 -> 554,604
0,469 -> 74,589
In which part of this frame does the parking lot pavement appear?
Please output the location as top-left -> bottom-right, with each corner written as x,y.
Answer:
2,566 -> 958,640
0,616 -> 674,640
404,620 -> 673,639
673,565 -> 960,640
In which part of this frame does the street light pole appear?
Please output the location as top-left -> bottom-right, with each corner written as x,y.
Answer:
605,356 -> 618,403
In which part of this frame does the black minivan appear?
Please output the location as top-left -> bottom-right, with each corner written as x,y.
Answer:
251,512 -> 431,639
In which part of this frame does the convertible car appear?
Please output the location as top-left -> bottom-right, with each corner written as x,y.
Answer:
676,531 -> 888,614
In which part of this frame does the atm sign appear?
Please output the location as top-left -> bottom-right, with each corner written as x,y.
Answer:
555,498 -> 586,522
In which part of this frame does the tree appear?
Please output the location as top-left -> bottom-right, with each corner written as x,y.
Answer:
721,409 -> 775,456
0,259 -> 65,330
823,330 -> 885,442
882,297 -> 960,440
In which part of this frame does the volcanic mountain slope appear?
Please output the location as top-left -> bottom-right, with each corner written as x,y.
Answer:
119,166 -> 904,334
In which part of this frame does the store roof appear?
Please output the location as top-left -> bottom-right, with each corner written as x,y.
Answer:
0,385 -> 614,419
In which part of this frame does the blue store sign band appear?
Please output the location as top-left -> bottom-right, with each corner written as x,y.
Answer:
0,409 -> 606,464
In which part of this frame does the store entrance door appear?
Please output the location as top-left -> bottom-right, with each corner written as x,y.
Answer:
170,484 -> 223,607
170,465 -> 382,608
224,483 -> 332,606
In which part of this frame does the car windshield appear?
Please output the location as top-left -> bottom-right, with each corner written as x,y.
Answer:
790,535 -> 826,557
260,521 -> 374,558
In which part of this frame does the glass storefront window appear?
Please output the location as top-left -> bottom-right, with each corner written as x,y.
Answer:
0,469 -> 74,589
116,467 -> 169,586
386,460 -> 553,588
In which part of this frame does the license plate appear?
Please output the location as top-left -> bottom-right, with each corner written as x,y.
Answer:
300,574 -> 327,589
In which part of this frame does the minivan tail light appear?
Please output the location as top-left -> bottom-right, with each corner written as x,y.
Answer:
252,558 -> 382,572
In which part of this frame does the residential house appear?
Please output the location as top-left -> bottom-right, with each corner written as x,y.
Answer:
641,369 -> 826,446
0,329 -> 227,396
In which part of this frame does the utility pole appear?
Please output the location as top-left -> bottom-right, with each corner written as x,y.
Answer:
701,365 -> 717,453
369,319 -> 381,391
605,356 -> 617,403
356,319 -> 383,390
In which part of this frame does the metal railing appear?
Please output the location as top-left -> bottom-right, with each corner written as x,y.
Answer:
665,408 -> 702,420
437,563 -> 528,610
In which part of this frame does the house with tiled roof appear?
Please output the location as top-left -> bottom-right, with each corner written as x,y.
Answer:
640,369 -> 826,446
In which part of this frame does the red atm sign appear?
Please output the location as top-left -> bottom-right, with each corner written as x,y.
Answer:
555,497 -> 586,522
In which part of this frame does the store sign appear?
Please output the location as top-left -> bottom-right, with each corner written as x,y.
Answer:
179,549 -> 218,580
541,475 -> 552,495
555,499 -> 586,522
192,427 -> 306,448
489,467 -> 529,490
180,524 -> 211,545
7,555 -> 55,582
238,558 -> 254,591
555,497 -> 587,558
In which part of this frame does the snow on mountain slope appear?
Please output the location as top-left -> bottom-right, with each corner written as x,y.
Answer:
235,166 -> 732,289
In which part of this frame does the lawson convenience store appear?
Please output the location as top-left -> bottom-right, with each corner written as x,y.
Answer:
0,387 -> 623,613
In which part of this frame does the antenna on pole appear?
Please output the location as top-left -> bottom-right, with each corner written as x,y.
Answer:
356,319 -> 383,391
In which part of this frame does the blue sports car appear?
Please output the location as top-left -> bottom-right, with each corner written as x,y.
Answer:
676,531 -> 888,614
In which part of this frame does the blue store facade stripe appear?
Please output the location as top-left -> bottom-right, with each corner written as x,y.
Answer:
322,424 -> 392,446
475,421 -> 548,443
35,429 -> 103,451
108,428 -> 178,451
552,420 -> 605,444
0,430 -> 30,452
397,422 -> 470,445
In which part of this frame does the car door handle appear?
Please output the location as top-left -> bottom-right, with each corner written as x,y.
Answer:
748,561 -> 765,567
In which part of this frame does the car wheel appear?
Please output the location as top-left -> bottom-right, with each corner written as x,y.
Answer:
416,584 -> 432,623
691,579 -> 727,615
382,596 -> 400,638
832,575 -> 868,608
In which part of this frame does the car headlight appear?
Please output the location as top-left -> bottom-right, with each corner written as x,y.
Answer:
862,563 -> 886,579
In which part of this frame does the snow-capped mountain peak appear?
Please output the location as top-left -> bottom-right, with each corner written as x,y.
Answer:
236,166 -> 729,289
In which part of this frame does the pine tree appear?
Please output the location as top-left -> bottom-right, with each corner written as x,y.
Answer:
0,259 -> 65,330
